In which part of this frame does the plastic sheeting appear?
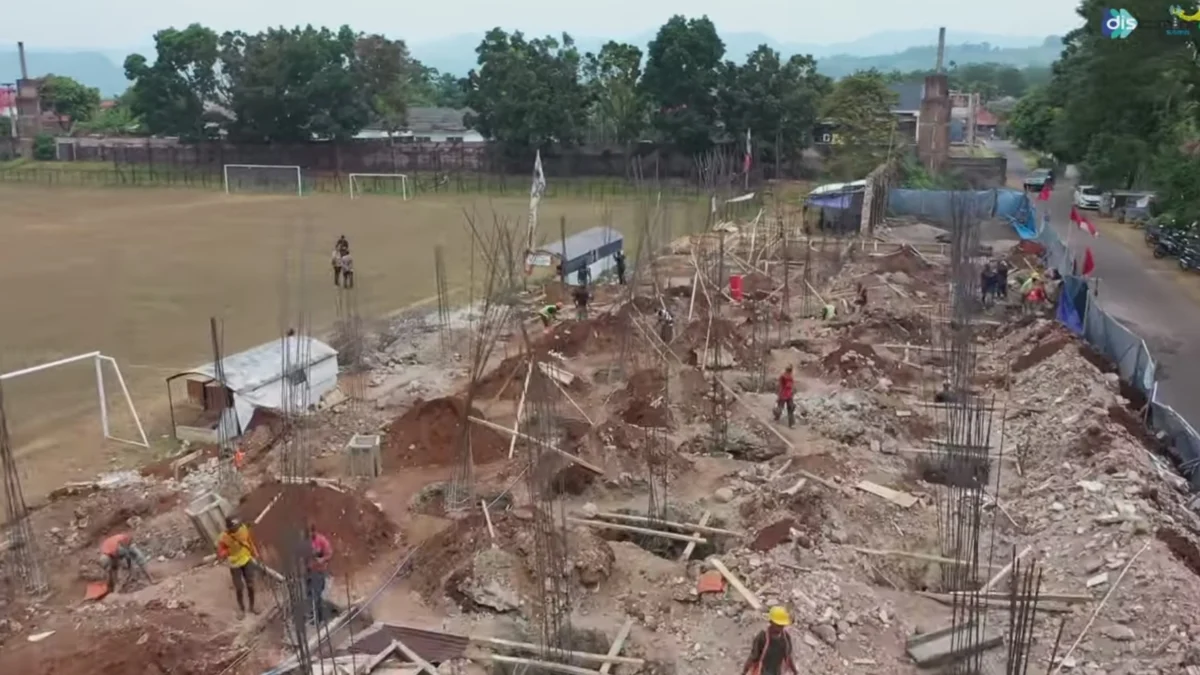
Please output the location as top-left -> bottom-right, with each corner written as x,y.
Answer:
886,188 -> 1035,232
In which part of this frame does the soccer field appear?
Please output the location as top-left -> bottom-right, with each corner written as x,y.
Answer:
0,184 -> 699,497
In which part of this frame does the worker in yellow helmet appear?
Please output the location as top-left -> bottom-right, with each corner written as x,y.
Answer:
742,606 -> 797,675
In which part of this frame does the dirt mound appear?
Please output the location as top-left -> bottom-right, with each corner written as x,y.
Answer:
539,312 -> 629,357
237,481 -> 397,575
740,272 -> 775,300
1012,334 -> 1072,373
850,311 -> 934,346
675,317 -> 752,365
382,397 -> 508,468
750,518 -> 797,551
473,354 -> 589,401
409,514 -> 519,599
614,368 -> 672,428
874,248 -> 931,275
1158,526 -> 1200,580
822,341 -> 880,374
0,613 -> 237,675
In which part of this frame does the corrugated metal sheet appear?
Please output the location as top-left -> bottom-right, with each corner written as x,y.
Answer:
182,336 -> 338,393
345,624 -> 470,664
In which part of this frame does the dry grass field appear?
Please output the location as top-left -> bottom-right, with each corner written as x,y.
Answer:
0,184 -> 705,498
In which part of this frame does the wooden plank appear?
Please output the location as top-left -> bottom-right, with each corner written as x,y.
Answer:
599,618 -> 635,675
587,511 -> 742,537
706,556 -> 763,611
470,416 -> 604,475
470,636 -> 643,666
567,517 -> 705,543
907,623 -> 1004,667
392,638 -> 439,675
855,480 -> 919,508
853,547 -> 1002,569
982,545 -> 1031,592
678,511 -> 712,563
781,478 -> 808,496
487,655 -> 603,675
507,366 -> 534,458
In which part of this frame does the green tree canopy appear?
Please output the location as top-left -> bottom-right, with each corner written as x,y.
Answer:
718,45 -> 830,160
124,24 -> 221,140
641,15 -> 725,153
582,41 -> 647,145
464,29 -> 590,152
39,74 -> 101,132
820,69 -> 898,180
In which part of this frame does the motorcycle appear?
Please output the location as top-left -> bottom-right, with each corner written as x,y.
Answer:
1145,223 -> 1162,246
1155,233 -> 1185,258
1180,246 -> 1200,271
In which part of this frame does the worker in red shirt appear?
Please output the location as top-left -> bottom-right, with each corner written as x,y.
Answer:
307,523 -> 334,624
772,365 -> 796,428
99,532 -> 152,593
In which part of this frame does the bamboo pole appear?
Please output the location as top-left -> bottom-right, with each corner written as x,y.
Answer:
469,416 -> 604,475
585,510 -> 742,537
598,618 -> 635,675
678,511 -> 712,562
507,365 -> 534,459
470,636 -> 644,666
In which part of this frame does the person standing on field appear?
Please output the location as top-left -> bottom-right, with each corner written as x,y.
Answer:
332,247 -> 343,287
772,365 -> 796,428
340,251 -> 354,289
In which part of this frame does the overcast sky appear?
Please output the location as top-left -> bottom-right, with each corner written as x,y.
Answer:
4,0 -> 1081,48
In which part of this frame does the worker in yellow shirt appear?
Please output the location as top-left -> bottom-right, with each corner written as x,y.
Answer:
216,516 -> 260,618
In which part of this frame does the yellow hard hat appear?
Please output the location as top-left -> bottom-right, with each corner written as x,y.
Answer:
768,606 -> 791,626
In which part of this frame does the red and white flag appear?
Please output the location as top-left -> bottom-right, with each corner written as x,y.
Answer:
1037,184 -> 1051,201
743,129 -> 752,175
1070,206 -> 1098,237
1082,247 -> 1096,276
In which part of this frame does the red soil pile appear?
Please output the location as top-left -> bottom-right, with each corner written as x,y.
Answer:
740,272 -> 775,300
539,312 -> 629,356
616,368 -> 672,428
750,518 -> 797,551
675,317 -> 752,365
408,513 -> 520,599
850,311 -> 934,346
382,397 -> 508,468
237,481 -> 397,575
0,613 -> 236,675
473,354 -> 589,401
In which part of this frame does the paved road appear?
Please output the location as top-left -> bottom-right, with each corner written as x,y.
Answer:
991,140 -> 1200,430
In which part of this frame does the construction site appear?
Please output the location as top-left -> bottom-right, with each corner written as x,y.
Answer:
3,175 -> 1200,675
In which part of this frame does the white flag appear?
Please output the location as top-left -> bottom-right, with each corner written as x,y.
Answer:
526,150 -> 547,256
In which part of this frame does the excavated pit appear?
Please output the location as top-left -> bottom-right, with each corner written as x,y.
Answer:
592,505 -> 729,561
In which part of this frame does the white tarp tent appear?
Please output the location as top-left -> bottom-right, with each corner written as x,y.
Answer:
171,336 -> 339,438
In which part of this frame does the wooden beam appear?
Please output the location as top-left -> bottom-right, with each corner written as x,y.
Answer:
586,511 -> 742,537
469,416 -> 605,475
391,639 -> 438,675
678,512 -> 711,562
853,547 -> 1003,569
982,546 -> 1031,593
567,517 -> 705,543
599,618 -> 635,675
507,365 -> 534,458
545,371 -> 594,426
486,654 -> 603,675
707,556 -> 763,611
470,636 -> 644,666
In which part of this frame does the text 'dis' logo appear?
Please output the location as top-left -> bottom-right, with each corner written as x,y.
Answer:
1102,8 -> 1138,38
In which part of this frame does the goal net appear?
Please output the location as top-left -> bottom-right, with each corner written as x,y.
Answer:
224,164 -> 303,196
349,173 -> 411,200
0,352 -> 149,449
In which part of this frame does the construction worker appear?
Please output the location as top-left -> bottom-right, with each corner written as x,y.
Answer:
573,285 -> 590,321
772,365 -> 796,428
538,302 -> 563,330
742,606 -> 798,675
99,532 -> 151,593
656,307 -> 675,344
614,251 -> 627,285
821,303 -> 836,320
577,265 -> 592,287
216,516 -> 260,618
307,523 -> 334,625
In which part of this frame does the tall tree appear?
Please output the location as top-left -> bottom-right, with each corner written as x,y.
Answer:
38,75 -> 101,133
820,69 -> 898,180
124,24 -> 221,139
641,15 -> 725,153
582,41 -> 647,145
718,46 -> 830,162
356,34 -> 424,138
464,28 -> 590,151
219,25 -> 373,142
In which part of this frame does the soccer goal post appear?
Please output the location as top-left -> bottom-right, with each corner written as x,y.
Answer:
0,352 -> 150,448
223,164 -> 303,197
349,173 -> 411,200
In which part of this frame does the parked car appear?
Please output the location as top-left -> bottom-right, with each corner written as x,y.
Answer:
1024,168 -> 1055,192
1073,185 -> 1103,210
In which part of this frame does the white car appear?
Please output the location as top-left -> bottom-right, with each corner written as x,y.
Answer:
1074,185 -> 1103,210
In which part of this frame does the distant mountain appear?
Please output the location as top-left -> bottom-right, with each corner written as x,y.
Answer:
1,30 -> 1060,98
409,30 -> 1060,77
0,49 -> 130,96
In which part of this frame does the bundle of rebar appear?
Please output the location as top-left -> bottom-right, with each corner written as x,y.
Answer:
0,381 -> 47,598
209,317 -> 244,499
